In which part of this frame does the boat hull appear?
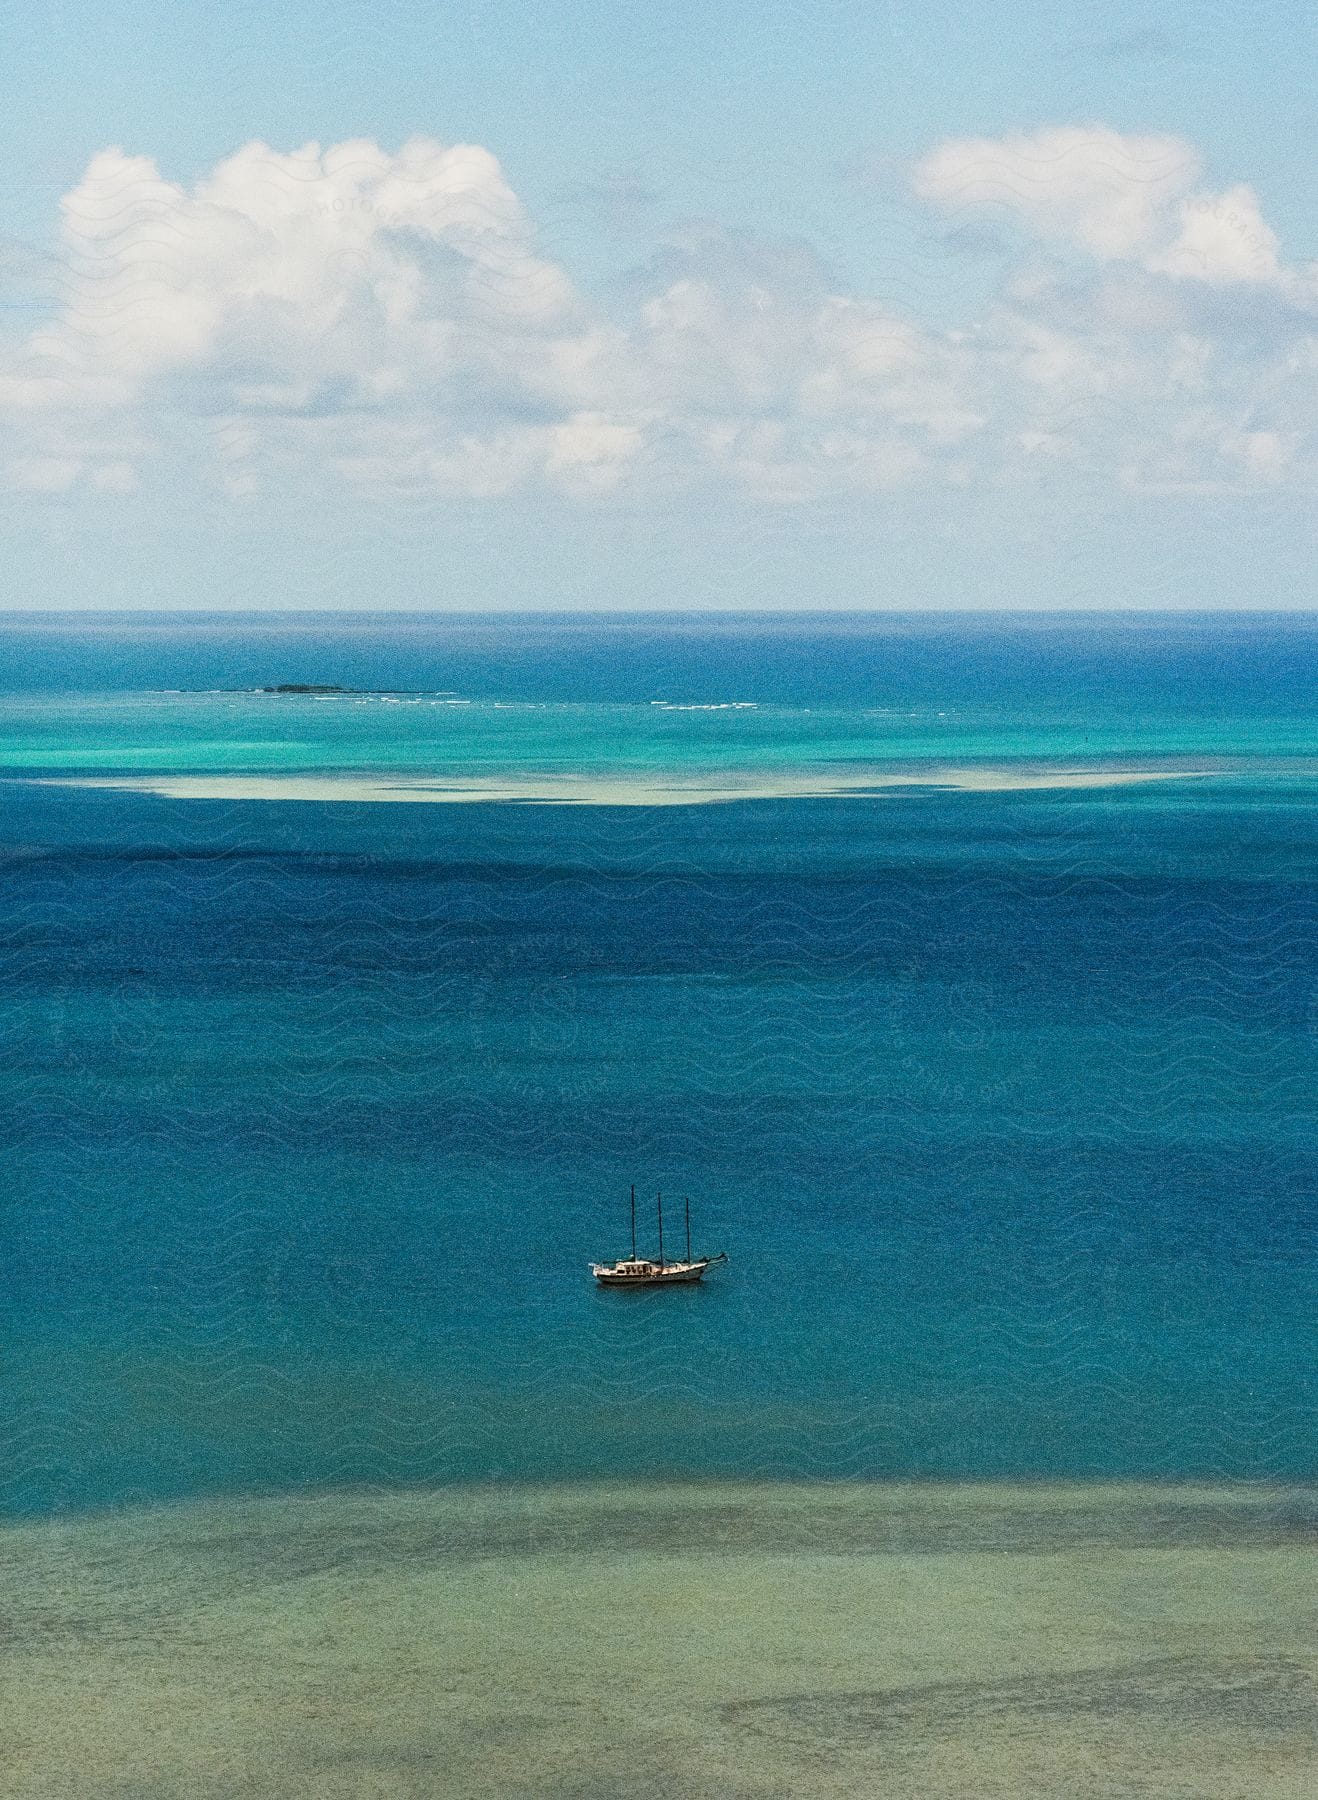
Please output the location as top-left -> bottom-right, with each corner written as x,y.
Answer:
591,1258 -> 720,1286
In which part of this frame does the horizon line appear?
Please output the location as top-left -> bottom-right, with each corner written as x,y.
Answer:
2,605 -> 1317,623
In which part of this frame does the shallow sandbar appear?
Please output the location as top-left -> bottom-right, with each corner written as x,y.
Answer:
5,1479 -> 1314,1798
29,765 -> 1216,806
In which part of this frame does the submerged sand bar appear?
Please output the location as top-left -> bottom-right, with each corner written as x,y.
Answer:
27,765 -> 1217,805
5,1479 -> 1315,1798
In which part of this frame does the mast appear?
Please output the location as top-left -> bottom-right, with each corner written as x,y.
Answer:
685,1195 -> 691,1262
657,1191 -> 664,1267
630,1184 -> 637,1260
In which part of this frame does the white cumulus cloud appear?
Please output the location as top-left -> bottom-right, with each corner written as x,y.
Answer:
912,125 -> 1201,260
912,125 -> 1315,297
1,127 -> 1316,508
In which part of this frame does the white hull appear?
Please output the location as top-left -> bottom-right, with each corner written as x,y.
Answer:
591,1255 -> 724,1287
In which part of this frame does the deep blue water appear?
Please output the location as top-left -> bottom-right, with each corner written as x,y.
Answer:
1,614 -> 1315,1516
3,608 -> 1317,709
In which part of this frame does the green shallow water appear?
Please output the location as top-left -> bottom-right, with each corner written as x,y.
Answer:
6,1480 -> 1316,1799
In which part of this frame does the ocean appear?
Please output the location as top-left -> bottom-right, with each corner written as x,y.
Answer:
3,611 -> 1314,1516
4,611 -> 1317,1797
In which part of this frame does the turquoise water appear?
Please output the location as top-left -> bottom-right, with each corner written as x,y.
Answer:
2,614 -> 1315,1515
2,686 -> 1317,778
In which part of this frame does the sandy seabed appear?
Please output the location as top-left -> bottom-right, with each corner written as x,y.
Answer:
5,1480 -> 1315,1799
31,766 -> 1213,805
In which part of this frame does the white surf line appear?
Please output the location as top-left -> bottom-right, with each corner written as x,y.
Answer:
19,768 -> 1218,805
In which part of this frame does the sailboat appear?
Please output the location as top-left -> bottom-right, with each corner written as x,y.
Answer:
591,1187 -> 727,1287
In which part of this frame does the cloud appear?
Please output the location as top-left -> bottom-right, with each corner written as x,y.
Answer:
0,147 -> 974,502
911,125 -> 1314,296
912,126 -> 1201,260
900,126 -> 1318,493
0,136 -> 636,497
1,127 -> 1316,507
1148,185 -> 1282,285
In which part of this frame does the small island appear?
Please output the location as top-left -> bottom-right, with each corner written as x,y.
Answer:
256,684 -> 428,696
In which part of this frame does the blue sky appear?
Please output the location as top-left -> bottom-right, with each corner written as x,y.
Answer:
1,0 -> 1315,608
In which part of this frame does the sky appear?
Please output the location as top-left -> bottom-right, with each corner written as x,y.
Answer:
1,0 -> 1316,610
